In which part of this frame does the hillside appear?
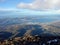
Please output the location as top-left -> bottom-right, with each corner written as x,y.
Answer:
42,21 -> 60,36
0,17 -> 60,40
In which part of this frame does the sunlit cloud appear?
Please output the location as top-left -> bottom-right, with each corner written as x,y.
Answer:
17,0 -> 60,10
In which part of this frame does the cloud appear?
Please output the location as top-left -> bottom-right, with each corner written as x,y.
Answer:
0,8 -> 19,11
17,0 -> 60,10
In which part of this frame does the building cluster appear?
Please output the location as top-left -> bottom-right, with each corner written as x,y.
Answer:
0,35 -> 60,45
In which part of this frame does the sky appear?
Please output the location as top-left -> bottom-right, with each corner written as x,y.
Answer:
0,0 -> 60,15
